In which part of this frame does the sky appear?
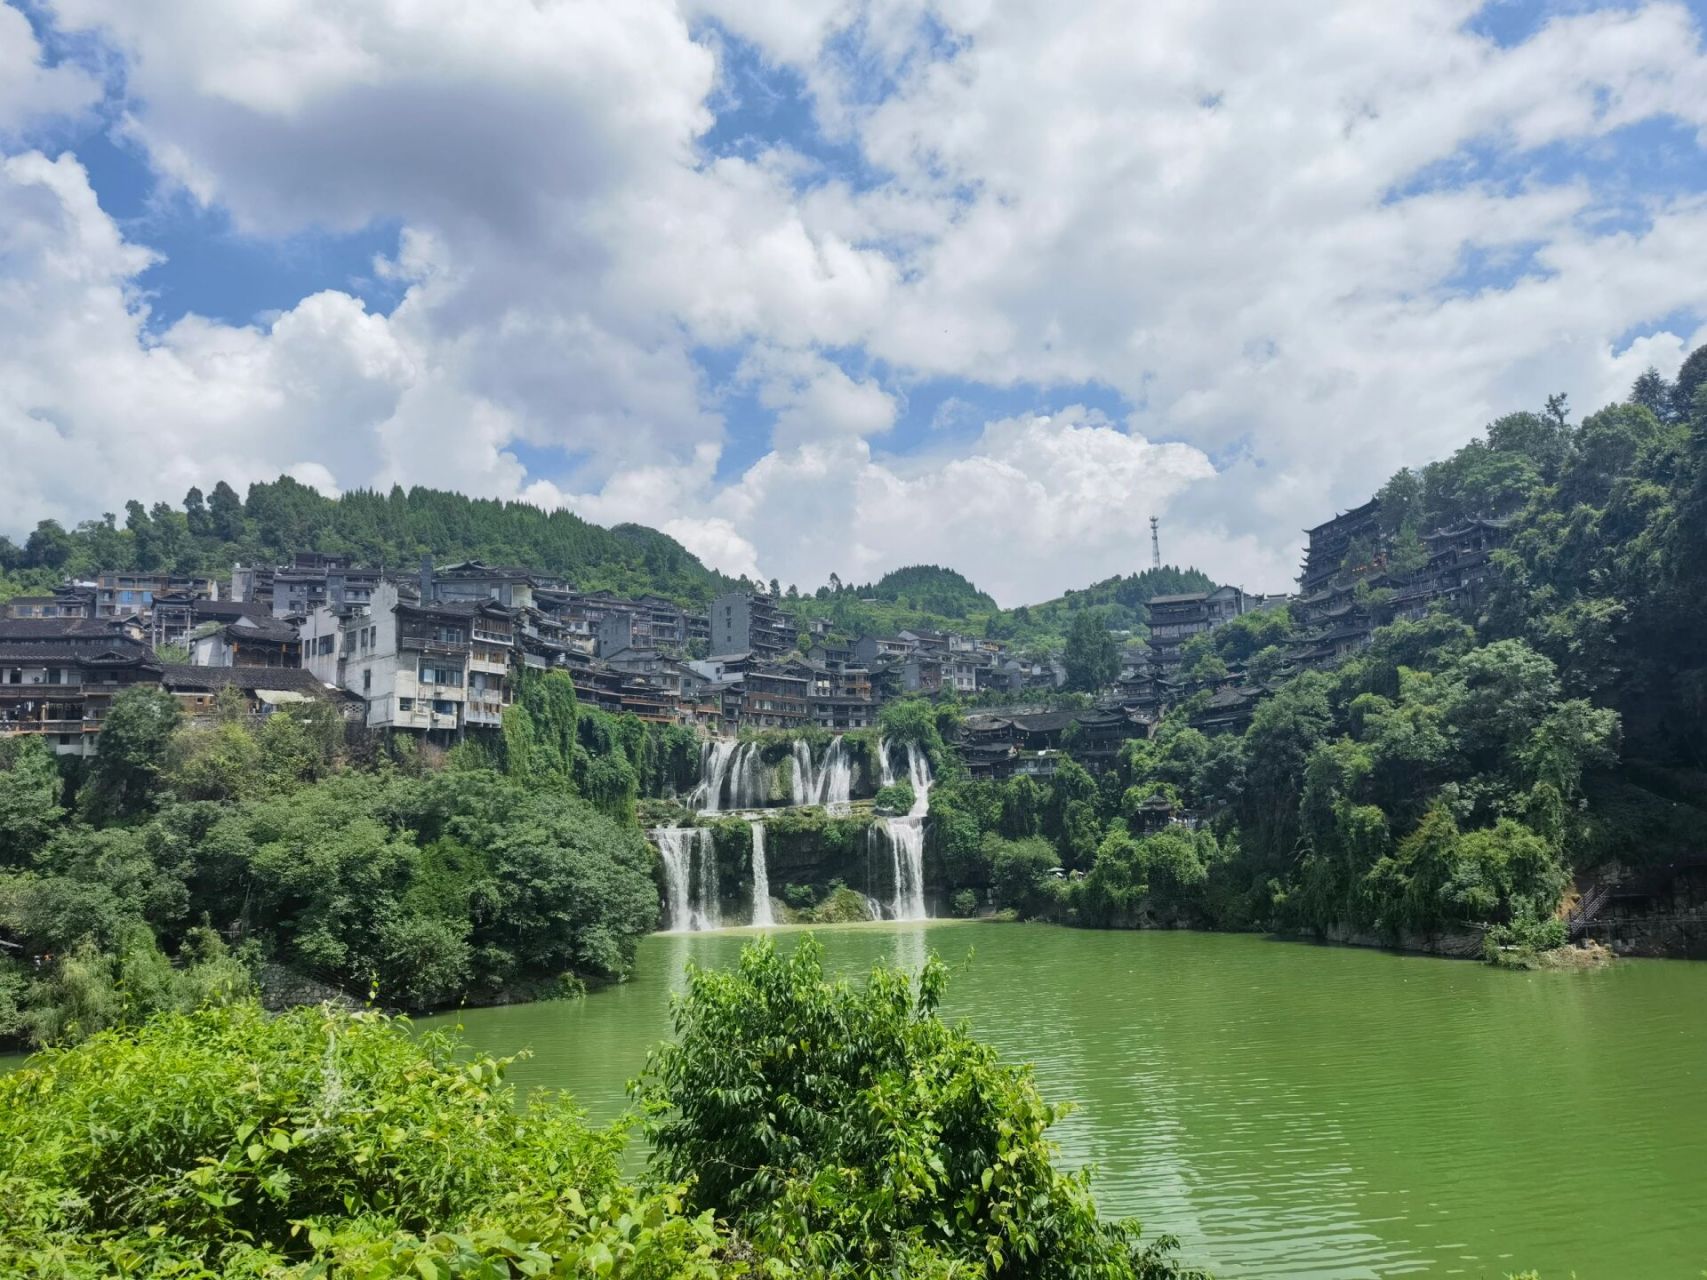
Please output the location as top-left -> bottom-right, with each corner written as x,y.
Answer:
2,0 -> 1706,605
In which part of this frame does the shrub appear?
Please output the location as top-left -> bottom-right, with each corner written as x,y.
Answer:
987,834 -> 1062,918
0,1001 -> 728,1277
640,936 -> 1198,1279
874,780 -> 915,815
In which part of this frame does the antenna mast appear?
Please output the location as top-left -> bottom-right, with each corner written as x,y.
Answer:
1149,515 -> 1160,571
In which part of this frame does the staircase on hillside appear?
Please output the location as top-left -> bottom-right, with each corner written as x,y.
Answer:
1567,880 -> 1615,941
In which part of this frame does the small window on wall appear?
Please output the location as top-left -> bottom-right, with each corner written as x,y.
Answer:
363,670 -> 372,692
398,697 -> 413,712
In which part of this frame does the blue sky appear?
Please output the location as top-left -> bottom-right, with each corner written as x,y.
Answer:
4,0 -> 1706,601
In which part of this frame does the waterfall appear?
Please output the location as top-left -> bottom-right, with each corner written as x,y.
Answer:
791,735 -> 854,810
691,739 -> 737,813
791,739 -> 813,805
820,735 -> 853,810
748,820 -> 774,927
870,739 -> 932,921
726,741 -> 761,810
654,827 -> 721,932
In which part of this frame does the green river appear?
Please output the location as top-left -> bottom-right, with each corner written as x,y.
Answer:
424,922 -> 1706,1279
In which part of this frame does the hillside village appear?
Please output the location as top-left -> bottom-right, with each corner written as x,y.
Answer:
0,495 -> 1510,773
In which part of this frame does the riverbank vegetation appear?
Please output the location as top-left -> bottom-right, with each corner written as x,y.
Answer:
0,937 -> 1201,1279
0,673 -> 681,1050
925,362 -> 1707,949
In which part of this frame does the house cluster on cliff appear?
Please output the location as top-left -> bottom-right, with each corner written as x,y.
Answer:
0,482 -> 1513,757
0,556 -> 1053,751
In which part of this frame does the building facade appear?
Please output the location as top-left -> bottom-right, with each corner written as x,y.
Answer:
0,618 -> 161,755
710,591 -> 793,658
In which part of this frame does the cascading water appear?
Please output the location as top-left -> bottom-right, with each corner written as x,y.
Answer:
870,738 -> 932,921
665,732 -> 929,932
654,827 -> 721,931
791,735 -> 854,810
729,741 -> 766,810
690,739 -> 775,813
747,820 -> 774,926
691,739 -> 737,813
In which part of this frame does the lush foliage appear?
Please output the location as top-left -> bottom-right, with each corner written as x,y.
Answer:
0,1001 -> 726,1278
0,687 -> 665,1047
0,477 -> 733,608
921,358 -> 1707,944
1064,607 -> 1122,691
640,936 -> 1199,1278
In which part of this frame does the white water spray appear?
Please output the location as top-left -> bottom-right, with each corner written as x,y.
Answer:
791,735 -> 854,810
747,820 -> 774,926
871,738 -> 932,921
654,827 -> 721,931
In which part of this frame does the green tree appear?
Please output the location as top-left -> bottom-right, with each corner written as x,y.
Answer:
1673,342 -> 1707,423
23,519 -> 73,570
0,736 -> 63,865
1629,365 -> 1671,420
1063,608 -> 1119,692
207,479 -> 245,541
988,834 -> 1062,916
183,485 -> 211,537
80,687 -> 181,822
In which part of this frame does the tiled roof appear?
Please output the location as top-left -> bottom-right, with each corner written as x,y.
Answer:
1007,710 -> 1080,732
0,617 -> 136,640
158,665 -> 349,698
227,615 -> 301,642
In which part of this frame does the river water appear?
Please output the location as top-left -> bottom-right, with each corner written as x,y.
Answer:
426,922 -> 1707,1279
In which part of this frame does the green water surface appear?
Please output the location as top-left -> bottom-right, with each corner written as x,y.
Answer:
426,923 -> 1706,1279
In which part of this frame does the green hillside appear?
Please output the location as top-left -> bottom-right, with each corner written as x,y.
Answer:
1,477 -> 735,605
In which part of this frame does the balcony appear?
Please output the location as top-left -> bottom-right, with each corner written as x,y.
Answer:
464,698 -> 506,725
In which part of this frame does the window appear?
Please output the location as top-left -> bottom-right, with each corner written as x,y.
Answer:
434,699 -> 455,715
398,696 -> 413,712
363,670 -> 372,692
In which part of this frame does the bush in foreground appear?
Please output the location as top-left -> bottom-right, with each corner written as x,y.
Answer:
640,936 -> 1200,1279
0,1002 -> 722,1278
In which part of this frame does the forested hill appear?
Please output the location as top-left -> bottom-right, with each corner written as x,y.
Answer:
778,563 -> 1225,650
0,477 -> 736,604
1000,567 -> 1218,639
3,485 -> 1224,649
862,565 -> 997,617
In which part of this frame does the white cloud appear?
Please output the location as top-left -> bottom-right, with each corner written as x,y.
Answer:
738,344 -> 897,447
551,408 -> 1216,603
0,150 -> 467,529
4,0 -> 1707,602
0,5 -> 100,135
